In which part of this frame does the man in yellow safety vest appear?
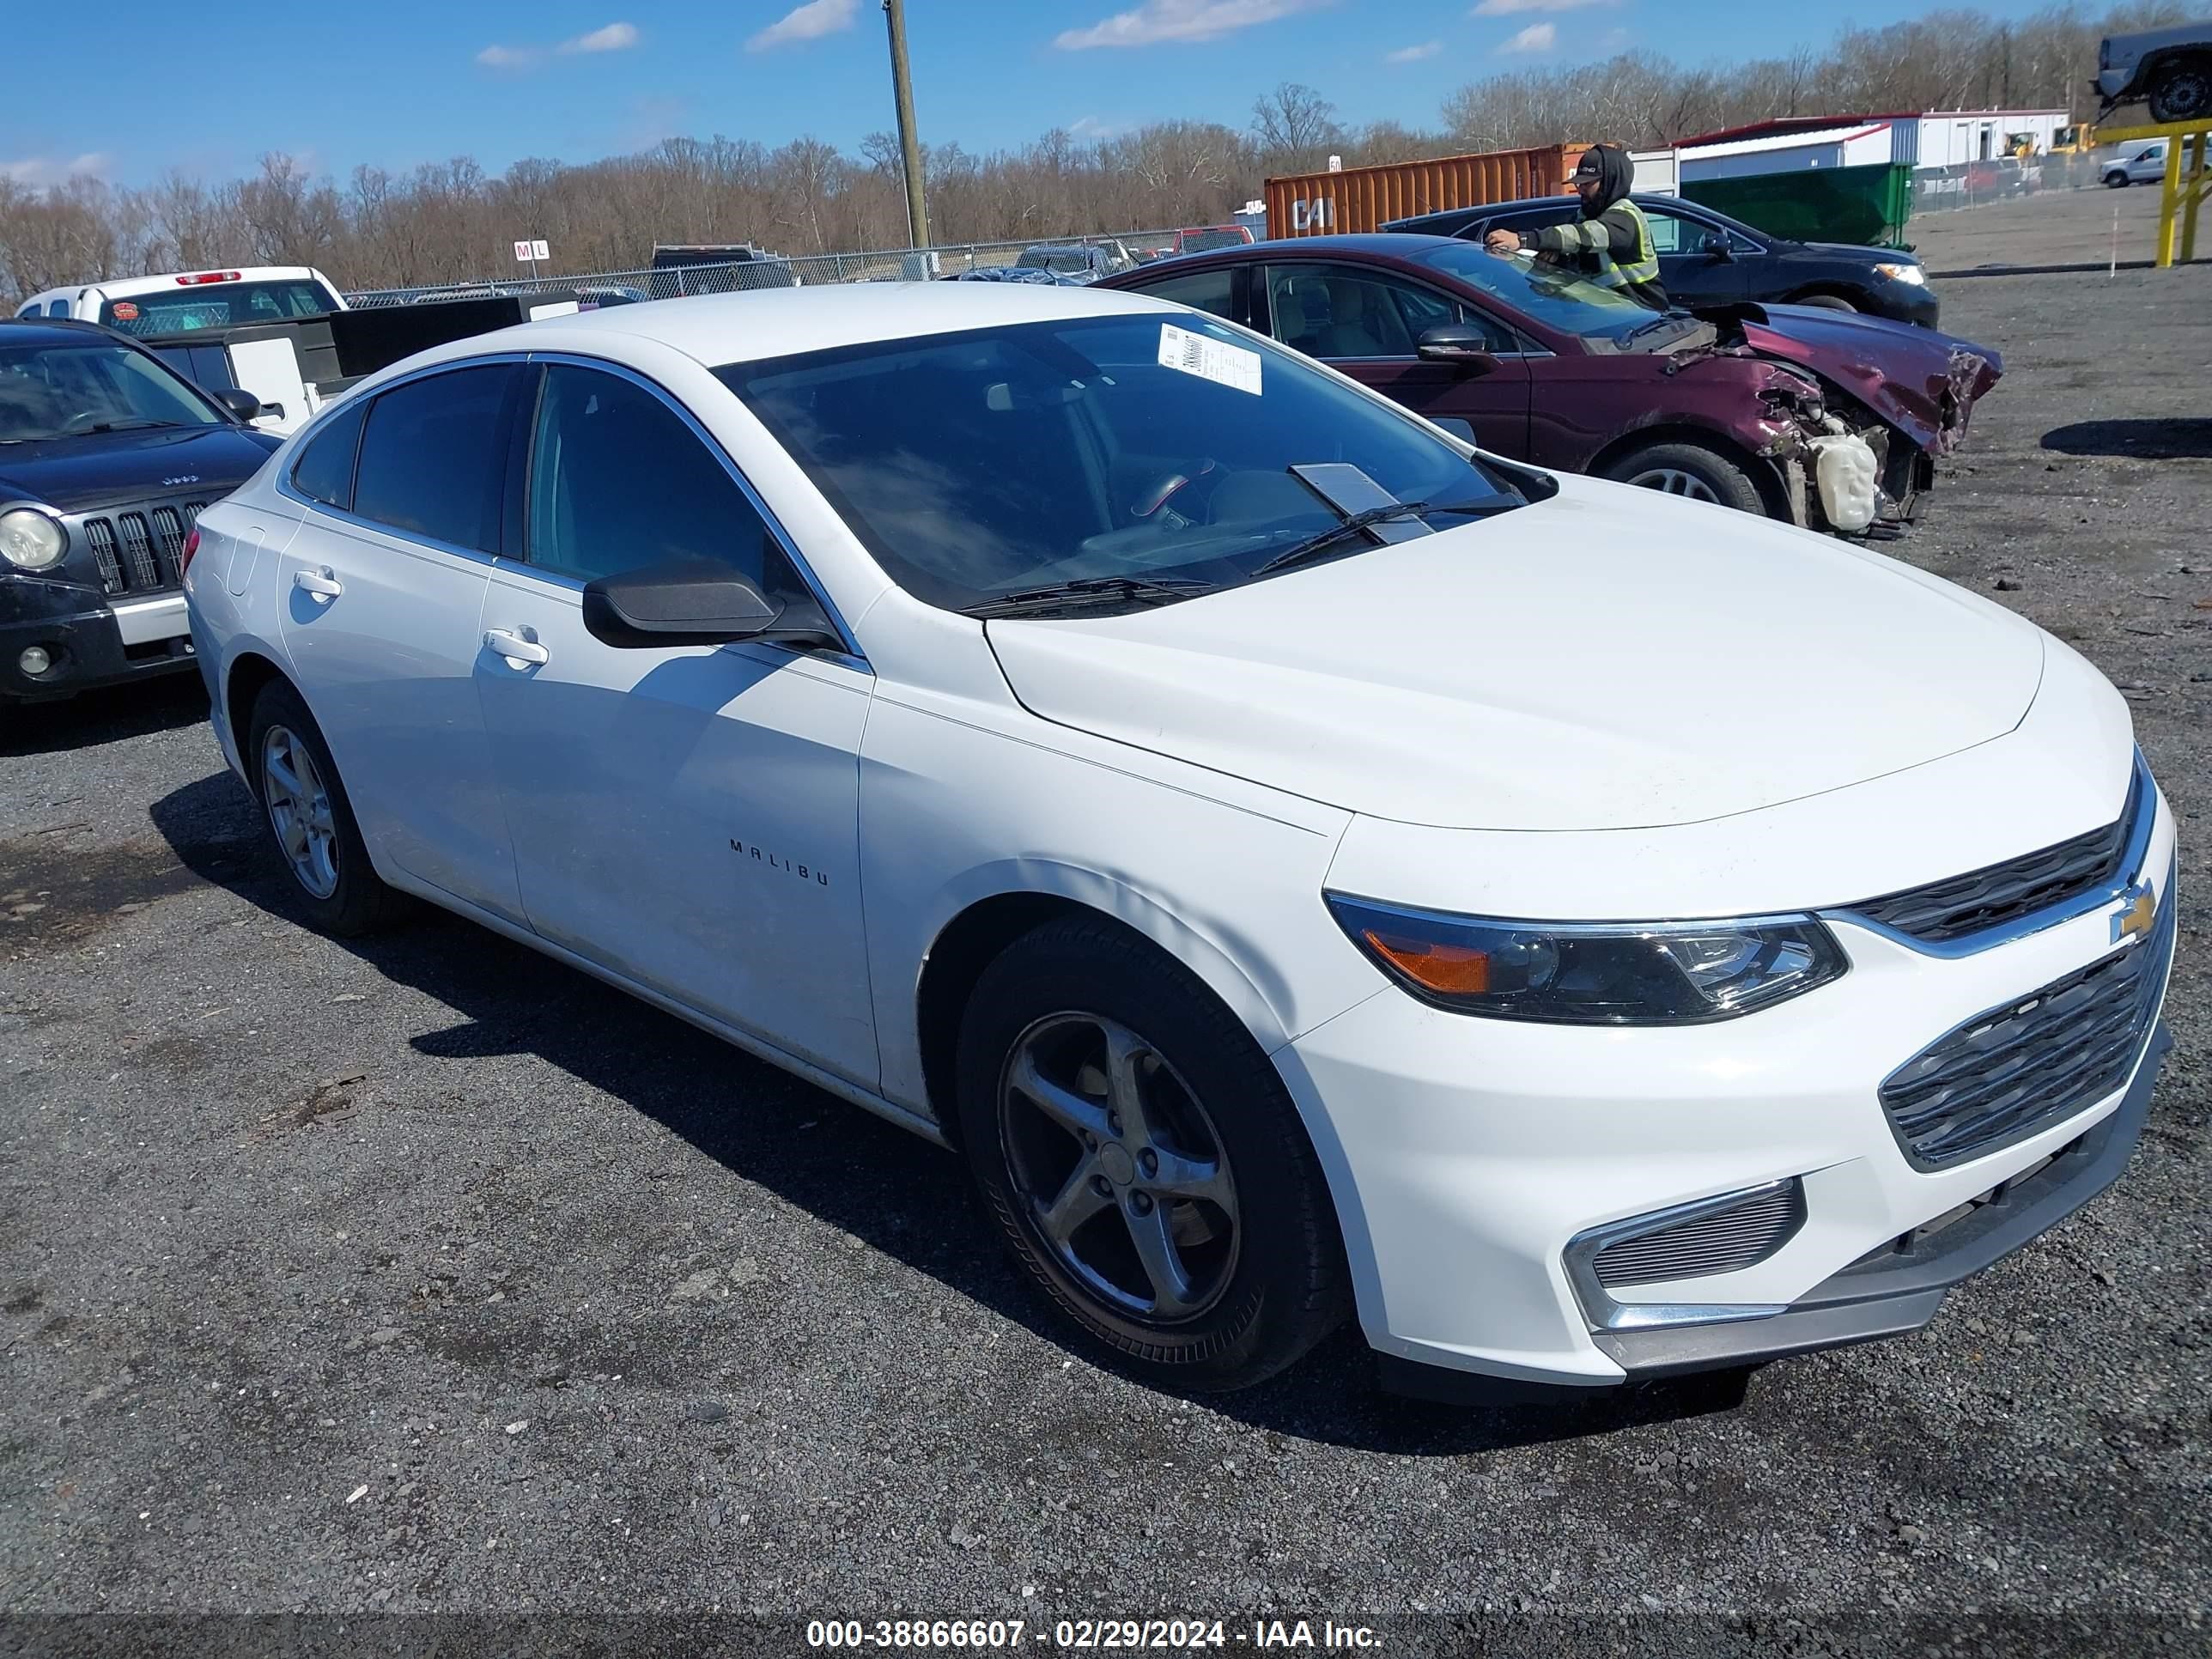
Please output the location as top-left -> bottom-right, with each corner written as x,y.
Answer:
1483,143 -> 1668,310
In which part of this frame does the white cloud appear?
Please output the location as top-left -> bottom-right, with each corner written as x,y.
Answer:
1,153 -> 110,185
480,21 -> 637,69
1474,0 -> 1612,13
1499,21 -> 1556,52
1054,0 -> 1330,51
562,21 -> 640,53
746,0 -> 859,52
1385,40 -> 1441,63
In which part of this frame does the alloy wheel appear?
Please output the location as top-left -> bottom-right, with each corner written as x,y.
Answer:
997,1012 -> 1240,1324
261,724 -> 341,900
1626,466 -> 1720,502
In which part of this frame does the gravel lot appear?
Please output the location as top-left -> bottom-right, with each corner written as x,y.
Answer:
3,189 -> 2207,1650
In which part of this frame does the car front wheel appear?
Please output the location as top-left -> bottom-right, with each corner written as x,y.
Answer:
956,915 -> 1346,1391
1602,440 -> 1767,517
246,679 -> 406,937
2105,170 -> 2129,187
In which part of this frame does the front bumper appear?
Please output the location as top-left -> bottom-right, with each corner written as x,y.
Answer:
0,572 -> 196,701
1875,280 -> 1941,330
1286,787 -> 2178,1390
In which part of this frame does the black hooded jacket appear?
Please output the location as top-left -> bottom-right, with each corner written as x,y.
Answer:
1528,143 -> 1668,310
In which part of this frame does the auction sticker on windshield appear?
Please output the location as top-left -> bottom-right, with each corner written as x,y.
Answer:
1158,322 -> 1261,395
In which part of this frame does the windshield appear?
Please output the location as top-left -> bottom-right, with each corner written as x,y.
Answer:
718,312 -> 1522,613
100,278 -> 338,337
1406,240 -> 1698,349
0,341 -> 222,441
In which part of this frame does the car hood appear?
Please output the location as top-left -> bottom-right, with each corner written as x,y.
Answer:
1726,302 -> 2002,454
0,425 -> 276,514
986,480 -> 2046,832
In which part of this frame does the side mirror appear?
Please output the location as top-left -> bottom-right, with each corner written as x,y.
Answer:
581,560 -> 842,652
217,386 -> 265,422
1700,232 -> 1734,263
1415,325 -> 1502,375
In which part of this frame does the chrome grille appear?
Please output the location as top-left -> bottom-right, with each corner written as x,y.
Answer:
1847,766 -> 2142,945
1880,866 -> 2174,1168
72,498 -> 210,597
1592,1181 -> 1804,1287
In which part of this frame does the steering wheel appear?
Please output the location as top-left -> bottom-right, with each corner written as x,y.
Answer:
1128,458 -> 1218,524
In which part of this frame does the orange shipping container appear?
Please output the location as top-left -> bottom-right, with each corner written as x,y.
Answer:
1264,144 -> 1589,239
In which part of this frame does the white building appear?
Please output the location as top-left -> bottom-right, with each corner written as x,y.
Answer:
1672,110 -> 2074,179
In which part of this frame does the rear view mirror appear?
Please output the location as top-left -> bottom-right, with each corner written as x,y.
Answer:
581,559 -> 842,652
1415,324 -> 1501,376
1700,232 -> 1734,262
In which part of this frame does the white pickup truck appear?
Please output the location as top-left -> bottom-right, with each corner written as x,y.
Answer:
13,267 -> 349,434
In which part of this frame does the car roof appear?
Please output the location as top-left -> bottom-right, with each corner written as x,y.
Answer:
0,315 -> 142,346
91,266 -> 331,299
412,281 -> 1183,371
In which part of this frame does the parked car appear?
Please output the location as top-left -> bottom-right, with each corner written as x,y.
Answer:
2094,19 -> 2212,124
1014,243 -> 1135,282
185,285 -> 2173,1398
2103,136 -> 2194,185
1382,195 -> 1939,327
1102,234 -> 1998,538
14,267 -> 347,333
0,316 -> 276,701
944,266 -> 1089,285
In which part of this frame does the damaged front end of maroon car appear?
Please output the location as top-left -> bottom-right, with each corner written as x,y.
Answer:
1677,302 -> 2002,539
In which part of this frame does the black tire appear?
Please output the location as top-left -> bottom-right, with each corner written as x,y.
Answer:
2105,170 -> 2130,188
1791,292 -> 1858,313
955,915 -> 1346,1391
245,678 -> 407,937
2148,58 -> 2211,125
1600,440 -> 1767,517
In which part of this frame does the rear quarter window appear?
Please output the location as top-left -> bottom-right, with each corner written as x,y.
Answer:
289,400 -> 369,512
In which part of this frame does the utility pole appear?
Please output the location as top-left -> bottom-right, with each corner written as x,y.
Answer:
883,0 -> 929,249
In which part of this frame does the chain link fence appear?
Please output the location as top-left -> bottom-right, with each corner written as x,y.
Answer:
341,228 -> 1196,308
1908,151 -> 2114,216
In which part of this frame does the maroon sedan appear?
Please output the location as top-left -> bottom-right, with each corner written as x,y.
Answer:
1099,234 -> 2002,538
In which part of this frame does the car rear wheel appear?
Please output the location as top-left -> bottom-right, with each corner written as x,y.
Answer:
246,679 -> 407,937
955,915 -> 1346,1391
2148,58 -> 2211,125
1603,441 -> 1767,517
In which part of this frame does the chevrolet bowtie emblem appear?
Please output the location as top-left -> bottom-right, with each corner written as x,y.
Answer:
2111,881 -> 2156,945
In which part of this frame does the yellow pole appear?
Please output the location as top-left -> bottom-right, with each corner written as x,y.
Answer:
2158,133 -> 2184,268
2182,127 -> 2208,265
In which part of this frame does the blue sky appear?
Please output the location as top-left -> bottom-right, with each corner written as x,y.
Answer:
5,0 -> 2065,189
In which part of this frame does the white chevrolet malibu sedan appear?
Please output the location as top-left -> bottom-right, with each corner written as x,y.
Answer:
183,283 -> 2176,1397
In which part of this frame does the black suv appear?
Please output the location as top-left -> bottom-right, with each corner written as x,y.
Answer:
0,317 -> 277,702
1382,194 -> 1939,328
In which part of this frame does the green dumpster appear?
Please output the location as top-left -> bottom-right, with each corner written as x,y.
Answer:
1680,161 -> 1913,248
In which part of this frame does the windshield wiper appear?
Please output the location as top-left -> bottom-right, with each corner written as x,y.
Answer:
82,419 -> 196,434
1249,499 -> 1504,580
963,574 -> 1220,618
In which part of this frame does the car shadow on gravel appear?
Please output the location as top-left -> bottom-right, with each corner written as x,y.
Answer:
2041,418 -> 2212,460
0,674 -> 208,758
149,768 -> 1760,1455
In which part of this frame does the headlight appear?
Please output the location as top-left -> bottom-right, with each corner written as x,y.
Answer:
0,507 -> 66,571
1327,894 -> 1847,1024
1875,262 -> 1925,286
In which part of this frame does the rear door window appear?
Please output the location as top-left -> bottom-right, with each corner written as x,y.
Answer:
350,364 -> 521,554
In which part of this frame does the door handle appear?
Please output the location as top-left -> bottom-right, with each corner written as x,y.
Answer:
293,568 -> 342,601
483,629 -> 549,666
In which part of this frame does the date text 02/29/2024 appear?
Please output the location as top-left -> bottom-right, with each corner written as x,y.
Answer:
804,1619 -> 1384,1649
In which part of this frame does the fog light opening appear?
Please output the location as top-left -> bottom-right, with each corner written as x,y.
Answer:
19,645 -> 54,678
